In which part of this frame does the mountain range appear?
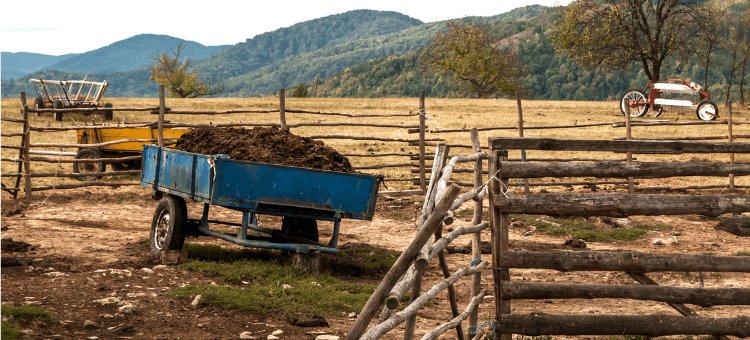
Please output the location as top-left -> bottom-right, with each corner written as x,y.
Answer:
2,4 -> 748,101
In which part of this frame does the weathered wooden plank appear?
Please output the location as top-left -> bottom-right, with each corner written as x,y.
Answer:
492,193 -> 750,217
499,251 -> 750,272
497,313 -> 750,336
716,215 -> 750,237
498,161 -> 750,179
502,281 -> 750,306
489,137 -> 750,154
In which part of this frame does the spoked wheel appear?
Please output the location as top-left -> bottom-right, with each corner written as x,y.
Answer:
34,97 -> 45,109
281,217 -> 319,243
150,195 -> 187,260
73,148 -> 105,181
696,101 -> 718,121
620,90 -> 649,117
647,105 -> 664,118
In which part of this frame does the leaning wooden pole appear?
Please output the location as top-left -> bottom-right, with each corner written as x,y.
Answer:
20,92 -> 32,201
344,185 -> 462,340
469,128 -> 483,330
728,102 -> 735,190
419,91 -> 427,193
158,85 -> 165,147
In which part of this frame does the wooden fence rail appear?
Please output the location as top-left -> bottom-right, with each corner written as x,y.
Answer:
486,136 -> 749,338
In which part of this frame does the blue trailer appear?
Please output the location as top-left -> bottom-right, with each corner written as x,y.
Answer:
140,145 -> 380,259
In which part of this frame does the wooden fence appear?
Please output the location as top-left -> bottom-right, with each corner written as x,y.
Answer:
3,88 -> 748,201
343,135 -> 750,339
484,137 -> 750,337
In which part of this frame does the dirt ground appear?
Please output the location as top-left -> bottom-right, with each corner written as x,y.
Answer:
1,185 -> 749,340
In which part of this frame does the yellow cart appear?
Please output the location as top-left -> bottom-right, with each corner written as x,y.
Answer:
74,125 -> 190,179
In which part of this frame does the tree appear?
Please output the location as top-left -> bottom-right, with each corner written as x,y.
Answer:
290,83 -> 309,98
692,3 -> 727,90
722,7 -> 750,106
549,0 -> 712,82
149,41 -> 224,98
420,18 -> 523,99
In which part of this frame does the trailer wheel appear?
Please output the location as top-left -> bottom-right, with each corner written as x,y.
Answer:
150,195 -> 187,260
282,217 -> 319,243
620,90 -> 649,117
696,101 -> 718,121
34,97 -> 45,109
73,148 -> 106,181
53,100 -> 63,121
103,102 -> 113,120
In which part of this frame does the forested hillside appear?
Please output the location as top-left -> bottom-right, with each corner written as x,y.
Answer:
3,4 -> 748,101
1,52 -> 78,80
316,4 -> 749,101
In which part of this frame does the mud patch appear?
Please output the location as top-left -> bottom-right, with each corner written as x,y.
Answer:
1,237 -> 33,253
174,126 -> 354,172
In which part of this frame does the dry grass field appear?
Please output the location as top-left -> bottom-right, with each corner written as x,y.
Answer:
2,96 -> 750,339
2,96 -> 748,192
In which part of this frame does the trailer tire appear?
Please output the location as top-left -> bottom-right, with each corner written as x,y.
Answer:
150,195 -> 187,260
696,101 -> 718,121
53,100 -> 63,121
103,102 -> 113,120
73,148 -> 106,181
620,90 -> 649,117
34,97 -> 45,109
282,217 -> 319,243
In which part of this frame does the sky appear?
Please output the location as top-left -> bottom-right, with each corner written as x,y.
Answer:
1,0 -> 571,56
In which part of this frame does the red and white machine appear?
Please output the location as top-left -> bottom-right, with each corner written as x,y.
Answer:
620,78 -> 718,121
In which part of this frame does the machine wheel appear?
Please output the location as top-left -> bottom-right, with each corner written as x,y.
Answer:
73,148 -> 106,181
620,90 -> 649,117
281,217 -> 319,243
696,101 -> 718,121
648,106 -> 664,118
53,100 -> 63,121
150,195 -> 187,260
34,97 -> 45,109
103,102 -> 113,120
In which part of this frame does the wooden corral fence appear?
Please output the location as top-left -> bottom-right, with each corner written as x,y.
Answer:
3,87 -> 748,201
483,136 -> 750,337
343,135 -> 750,340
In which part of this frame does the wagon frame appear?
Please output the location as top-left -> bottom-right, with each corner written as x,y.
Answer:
30,78 -> 114,121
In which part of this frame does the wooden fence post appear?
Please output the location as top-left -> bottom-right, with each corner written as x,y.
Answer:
158,85 -> 165,147
516,91 -> 529,194
728,102 -> 734,190
279,88 -> 288,132
469,128 -> 483,330
21,92 -> 32,201
419,91 -> 427,193
489,149 -> 511,339
624,105 -> 634,193
313,74 -> 319,98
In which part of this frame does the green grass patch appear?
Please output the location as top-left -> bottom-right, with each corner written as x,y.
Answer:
1,305 -> 56,340
736,251 -> 750,256
1,305 -> 55,322
703,252 -> 715,256
389,211 -> 412,220
170,242 -> 397,316
510,215 -> 671,242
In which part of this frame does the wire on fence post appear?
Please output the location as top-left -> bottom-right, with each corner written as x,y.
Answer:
419,91 -> 426,193
279,88 -> 288,132
20,92 -> 33,201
